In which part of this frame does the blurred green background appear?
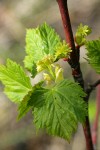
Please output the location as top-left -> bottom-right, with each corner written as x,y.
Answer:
0,0 -> 100,150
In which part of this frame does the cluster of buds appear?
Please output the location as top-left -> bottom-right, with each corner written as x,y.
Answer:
55,41 -> 72,60
43,64 -> 64,85
36,55 -> 54,72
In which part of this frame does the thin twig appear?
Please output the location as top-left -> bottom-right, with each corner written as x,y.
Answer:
85,79 -> 100,100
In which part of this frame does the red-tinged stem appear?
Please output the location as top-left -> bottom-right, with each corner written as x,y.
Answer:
57,0 -> 77,59
76,45 -> 80,62
57,0 -> 94,150
57,0 -> 84,87
92,84 -> 100,148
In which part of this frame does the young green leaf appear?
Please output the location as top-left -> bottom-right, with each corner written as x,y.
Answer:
86,39 -> 100,74
24,23 -> 60,74
24,55 -> 37,77
17,91 -> 32,120
24,23 -> 71,75
17,81 -> 44,120
75,23 -> 91,46
0,59 -> 32,103
30,79 -> 87,141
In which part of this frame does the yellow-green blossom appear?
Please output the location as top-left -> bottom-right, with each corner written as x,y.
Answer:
55,64 -> 64,83
55,41 -> 72,60
36,55 -> 54,72
43,73 -> 52,85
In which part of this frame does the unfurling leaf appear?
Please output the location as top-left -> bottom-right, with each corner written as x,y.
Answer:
24,23 -> 60,75
0,59 -> 32,103
24,23 -> 71,76
30,79 -> 87,141
86,39 -> 100,74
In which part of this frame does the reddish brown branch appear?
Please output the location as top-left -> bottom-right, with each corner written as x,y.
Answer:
57,0 -> 76,59
83,116 -> 95,150
57,0 -> 84,87
57,0 -> 94,150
